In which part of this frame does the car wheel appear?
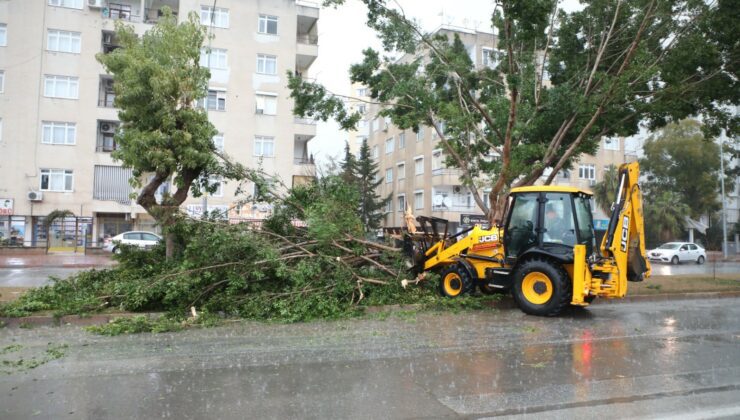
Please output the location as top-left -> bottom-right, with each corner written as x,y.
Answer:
671,255 -> 679,265
113,247 -> 121,255
696,256 -> 705,265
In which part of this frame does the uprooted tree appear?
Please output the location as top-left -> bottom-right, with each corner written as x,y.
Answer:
97,8 -> 228,259
291,0 -> 738,222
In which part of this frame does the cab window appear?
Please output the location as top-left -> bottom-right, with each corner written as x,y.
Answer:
505,193 -> 538,258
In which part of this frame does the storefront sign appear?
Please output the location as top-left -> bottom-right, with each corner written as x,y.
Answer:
0,199 -> 13,216
460,213 -> 488,227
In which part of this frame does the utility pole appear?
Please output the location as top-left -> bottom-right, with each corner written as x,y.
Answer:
720,133 -> 728,259
201,0 -> 217,219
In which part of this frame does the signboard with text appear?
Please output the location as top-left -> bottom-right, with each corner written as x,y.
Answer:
460,213 -> 488,228
0,199 -> 13,216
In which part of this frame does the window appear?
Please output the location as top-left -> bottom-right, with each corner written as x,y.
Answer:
603,137 -> 619,151
385,168 -> 393,183
44,75 -> 79,99
414,191 -> 424,210
357,88 -> 367,96
97,121 -> 119,152
210,176 -> 223,197
198,89 -> 226,111
212,134 -> 224,152
254,136 -> 275,157
199,48 -> 228,69
0,70 -> 4,93
385,200 -> 392,213
398,132 -> 405,149
385,137 -> 394,154
101,31 -> 120,53
482,47 -> 498,69
40,169 -> 74,192
372,145 -> 379,159
41,122 -> 76,145
48,0 -> 83,9
357,104 -> 366,114
99,76 -> 115,107
414,156 -> 424,175
579,164 -> 595,180
397,195 -> 406,212
255,92 -> 277,115
559,169 -> 570,179
256,54 -> 277,75
201,6 -> 229,28
397,162 -> 406,180
47,30 -> 81,53
371,118 -> 379,132
0,24 -> 5,47
258,15 -> 278,35
416,127 -> 424,142
431,149 -> 444,172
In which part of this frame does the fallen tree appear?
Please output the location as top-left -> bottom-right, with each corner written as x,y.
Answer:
0,175 -> 489,325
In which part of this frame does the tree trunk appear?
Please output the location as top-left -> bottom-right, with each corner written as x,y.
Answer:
165,231 -> 175,260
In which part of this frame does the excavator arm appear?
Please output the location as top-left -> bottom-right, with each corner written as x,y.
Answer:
572,161 -> 651,304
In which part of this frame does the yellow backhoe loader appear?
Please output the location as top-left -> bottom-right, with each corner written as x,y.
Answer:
403,161 -> 650,316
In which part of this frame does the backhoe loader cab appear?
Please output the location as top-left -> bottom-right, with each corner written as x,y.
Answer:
404,161 -> 650,316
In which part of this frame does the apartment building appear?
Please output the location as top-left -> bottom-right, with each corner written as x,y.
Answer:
0,0 -> 319,248
363,26 -> 630,233
345,81 -> 370,155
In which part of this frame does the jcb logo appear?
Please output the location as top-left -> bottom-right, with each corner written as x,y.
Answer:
620,216 -> 629,252
479,234 -> 498,243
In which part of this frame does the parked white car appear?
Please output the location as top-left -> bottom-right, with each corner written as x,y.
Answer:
648,242 -> 706,265
104,231 -> 162,253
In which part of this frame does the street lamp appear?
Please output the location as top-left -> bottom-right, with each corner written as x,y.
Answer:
719,132 -> 728,258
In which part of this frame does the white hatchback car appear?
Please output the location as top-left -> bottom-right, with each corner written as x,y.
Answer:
104,231 -> 162,253
648,242 -> 706,265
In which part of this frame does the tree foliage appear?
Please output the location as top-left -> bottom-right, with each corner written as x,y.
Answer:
644,191 -> 690,246
640,119 -> 721,219
96,8 -> 225,258
592,165 -> 618,216
293,0 -> 738,221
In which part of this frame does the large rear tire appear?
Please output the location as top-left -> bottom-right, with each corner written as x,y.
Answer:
438,265 -> 474,297
512,257 -> 571,316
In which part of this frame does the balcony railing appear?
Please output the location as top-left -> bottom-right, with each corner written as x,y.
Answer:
297,34 -> 319,45
432,204 -> 476,212
294,117 -> 317,125
294,157 -> 315,165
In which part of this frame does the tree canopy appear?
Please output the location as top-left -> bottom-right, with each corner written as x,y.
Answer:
97,9 -> 224,258
640,119 -> 722,219
292,0 -> 738,220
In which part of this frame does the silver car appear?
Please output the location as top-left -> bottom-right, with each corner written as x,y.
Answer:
648,242 -> 706,265
104,231 -> 162,253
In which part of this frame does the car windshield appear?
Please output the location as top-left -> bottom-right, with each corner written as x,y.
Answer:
658,243 -> 681,250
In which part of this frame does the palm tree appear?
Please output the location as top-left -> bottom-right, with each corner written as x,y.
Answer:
644,191 -> 689,245
592,165 -> 619,216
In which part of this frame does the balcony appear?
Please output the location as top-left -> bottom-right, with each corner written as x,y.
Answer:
98,76 -> 116,108
296,2 -> 319,72
143,0 -> 179,23
431,168 -> 465,185
294,117 -> 317,137
103,1 -> 142,22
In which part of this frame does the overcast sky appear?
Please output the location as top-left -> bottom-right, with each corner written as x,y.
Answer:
306,0 -> 499,164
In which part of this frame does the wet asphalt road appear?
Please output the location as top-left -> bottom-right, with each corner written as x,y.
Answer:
0,262 -> 738,289
1,297 -> 739,419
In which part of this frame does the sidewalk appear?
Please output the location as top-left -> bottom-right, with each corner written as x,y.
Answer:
0,253 -> 116,268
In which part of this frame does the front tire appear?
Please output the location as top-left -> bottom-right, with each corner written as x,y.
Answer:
512,257 -> 571,316
671,255 -> 679,265
697,255 -> 705,265
438,265 -> 474,297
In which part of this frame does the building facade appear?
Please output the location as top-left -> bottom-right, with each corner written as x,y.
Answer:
0,0 -> 319,248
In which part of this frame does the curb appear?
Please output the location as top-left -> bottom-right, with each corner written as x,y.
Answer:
2,291 -> 739,329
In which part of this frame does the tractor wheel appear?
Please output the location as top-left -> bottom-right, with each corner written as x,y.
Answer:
438,265 -> 474,298
583,295 -> 596,304
512,257 -> 571,316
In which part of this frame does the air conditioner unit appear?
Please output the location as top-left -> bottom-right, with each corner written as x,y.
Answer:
453,186 -> 462,194
27,191 -> 43,201
88,0 -> 104,8
101,122 -> 116,133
